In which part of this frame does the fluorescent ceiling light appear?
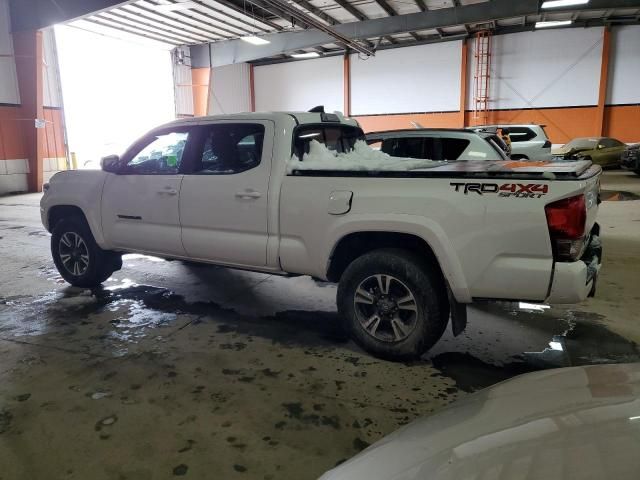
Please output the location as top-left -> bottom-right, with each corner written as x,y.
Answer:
155,1 -> 198,11
291,52 -> 320,59
241,36 -> 270,45
535,20 -> 573,28
542,0 -> 589,9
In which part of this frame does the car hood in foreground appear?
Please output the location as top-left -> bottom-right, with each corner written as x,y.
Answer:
320,363 -> 640,480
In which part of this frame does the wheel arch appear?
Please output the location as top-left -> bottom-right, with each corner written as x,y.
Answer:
46,204 -> 107,248
327,231 -> 445,288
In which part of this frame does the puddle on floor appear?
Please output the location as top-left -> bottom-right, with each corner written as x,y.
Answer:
0,283 -> 638,390
429,302 -> 640,392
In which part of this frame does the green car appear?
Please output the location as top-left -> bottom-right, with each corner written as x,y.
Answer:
552,137 -> 626,167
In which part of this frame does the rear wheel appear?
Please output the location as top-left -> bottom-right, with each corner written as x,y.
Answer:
337,249 -> 448,361
51,217 -> 121,287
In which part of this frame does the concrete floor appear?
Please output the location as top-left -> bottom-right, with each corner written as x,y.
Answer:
1,170 -> 639,480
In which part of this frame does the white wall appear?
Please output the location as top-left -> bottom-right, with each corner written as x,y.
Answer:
42,28 -> 63,108
173,46 -> 194,116
350,41 -> 462,115
254,56 -> 343,113
0,0 -> 19,104
210,63 -> 251,114
467,27 -> 604,110
607,25 -> 640,105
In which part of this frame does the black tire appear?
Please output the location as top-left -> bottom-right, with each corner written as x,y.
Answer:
337,248 -> 448,361
51,217 -> 121,287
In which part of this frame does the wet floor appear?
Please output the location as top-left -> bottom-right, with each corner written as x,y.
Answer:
2,188 -> 640,479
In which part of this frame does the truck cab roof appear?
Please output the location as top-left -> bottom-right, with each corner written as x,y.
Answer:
156,111 -> 360,131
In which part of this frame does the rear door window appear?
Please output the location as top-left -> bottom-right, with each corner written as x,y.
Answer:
294,125 -> 364,159
190,123 -> 265,175
506,127 -> 536,142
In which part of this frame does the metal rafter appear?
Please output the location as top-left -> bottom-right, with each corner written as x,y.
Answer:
182,0 -> 278,32
328,0 -> 397,45
414,0 -> 427,12
83,16 -> 183,44
372,0 -> 422,40
290,0 -> 339,25
122,2 -> 242,39
144,0 -> 254,36
249,0 -> 374,55
239,0 -> 314,29
201,0 -> 284,30
99,9 -> 212,42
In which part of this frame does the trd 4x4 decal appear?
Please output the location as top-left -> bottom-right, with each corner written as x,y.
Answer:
450,182 -> 549,198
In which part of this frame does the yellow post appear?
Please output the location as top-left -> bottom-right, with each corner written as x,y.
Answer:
71,152 -> 78,170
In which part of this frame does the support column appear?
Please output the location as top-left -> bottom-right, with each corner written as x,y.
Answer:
595,27 -> 611,136
13,29 -> 44,192
458,39 -> 468,128
343,53 -> 351,117
249,64 -> 256,112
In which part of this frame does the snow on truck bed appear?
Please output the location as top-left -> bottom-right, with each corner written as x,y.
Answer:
286,140 -> 443,174
286,140 -> 595,178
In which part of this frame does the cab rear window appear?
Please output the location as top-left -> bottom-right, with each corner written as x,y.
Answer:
294,125 -> 365,159
381,137 -> 471,160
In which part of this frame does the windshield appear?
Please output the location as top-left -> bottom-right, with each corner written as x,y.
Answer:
565,138 -> 598,149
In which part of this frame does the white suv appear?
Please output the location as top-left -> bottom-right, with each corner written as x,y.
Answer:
474,124 -> 553,161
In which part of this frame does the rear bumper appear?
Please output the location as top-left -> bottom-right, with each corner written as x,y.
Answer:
621,151 -> 639,170
546,225 -> 602,304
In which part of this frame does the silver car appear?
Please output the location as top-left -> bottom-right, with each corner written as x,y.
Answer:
474,124 -> 553,161
320,363 -> 640,480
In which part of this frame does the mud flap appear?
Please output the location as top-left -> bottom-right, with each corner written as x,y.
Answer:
447,286 -> 467,336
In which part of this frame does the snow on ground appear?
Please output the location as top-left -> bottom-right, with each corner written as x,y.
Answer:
287,140 -> 444,173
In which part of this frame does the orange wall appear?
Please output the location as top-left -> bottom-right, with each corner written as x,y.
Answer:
604,105 -> 640,143
0,106 -> 65,161
355,105 -> 640,144
0,105 -> 27,160
355,112 -> 461,133
42,107 -> 66,158
191,67 -> 210,117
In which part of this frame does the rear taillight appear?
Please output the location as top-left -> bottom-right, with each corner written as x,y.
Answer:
545,195 -> 587,261
542,140 -> 552,149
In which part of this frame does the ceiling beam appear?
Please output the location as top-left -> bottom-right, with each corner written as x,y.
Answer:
373,0 -> 422,41
208,0 -> 640,66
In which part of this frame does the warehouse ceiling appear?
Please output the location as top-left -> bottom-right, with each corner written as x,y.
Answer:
12,0 -> 640,60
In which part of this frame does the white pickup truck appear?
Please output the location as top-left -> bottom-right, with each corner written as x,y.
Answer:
40,111 -> 603,360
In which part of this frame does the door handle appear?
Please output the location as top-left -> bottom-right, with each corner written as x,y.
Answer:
235,190 -> 262,199
158,187 -> 178,195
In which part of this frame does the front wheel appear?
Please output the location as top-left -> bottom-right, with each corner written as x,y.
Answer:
51,217 -> 121,287
337,249 -> 448,361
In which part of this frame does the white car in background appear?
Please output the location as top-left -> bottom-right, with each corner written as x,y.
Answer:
320,363 -> 640,480
474,124 -> 553,161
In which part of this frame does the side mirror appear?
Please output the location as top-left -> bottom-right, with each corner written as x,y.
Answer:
100,154 -> 121,173
597,144 -> 605,149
